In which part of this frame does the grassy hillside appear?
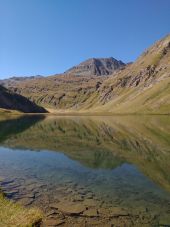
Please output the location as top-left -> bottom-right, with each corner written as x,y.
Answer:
91,34 -> 170,114
5,74 -> 107,110
2,34 -> 170,114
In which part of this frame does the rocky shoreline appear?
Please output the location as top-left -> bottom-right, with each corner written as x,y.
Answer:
0,176 -> 162,227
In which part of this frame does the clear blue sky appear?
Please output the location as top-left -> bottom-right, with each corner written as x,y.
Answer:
0,0 -> 170,79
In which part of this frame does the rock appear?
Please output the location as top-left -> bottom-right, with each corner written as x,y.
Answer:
1,179 -> 14,185
98,207 -> 128,218
83,199 -> 99,207
159,214 -> 170,226
86,220 -> 102,226
4,189 -> 19,196
17,198 -> 34,206
109,207 -> 129,217
36,183 -> 46,188
82,208 -> 98,217
65,188 -> 73,193
98,208 -> 112,217
46,209 -> 65,219
43,219 -> 65,226
50,203 -> 61,209
85,193 -> 94,199
0,177 -> 5,182
66,57 -> 125,76
54,202 -> 86,215
46,210 -> 58,217
20,192 -> 35,199
71,195 -> 84,202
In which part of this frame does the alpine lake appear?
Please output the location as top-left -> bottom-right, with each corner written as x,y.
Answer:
0,115 -> 170,226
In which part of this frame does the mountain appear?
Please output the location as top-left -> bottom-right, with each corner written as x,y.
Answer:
65,57 -> 126,76
1,34 -> 170,114
2,74 -> 108,110
0,85 -> 47,113
93,34 -> 170,114
0,75 -> 43,88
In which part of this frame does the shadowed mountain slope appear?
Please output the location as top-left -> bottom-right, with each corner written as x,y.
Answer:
0,85 -> 47,113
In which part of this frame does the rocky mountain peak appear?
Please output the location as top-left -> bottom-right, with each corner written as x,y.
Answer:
65,57 -> 125,76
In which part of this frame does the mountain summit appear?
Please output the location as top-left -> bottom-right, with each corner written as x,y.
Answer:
65,57 -> 125,76
1,35 -> 170,114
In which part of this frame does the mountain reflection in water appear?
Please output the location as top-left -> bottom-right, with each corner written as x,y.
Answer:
0,115 -> 170,226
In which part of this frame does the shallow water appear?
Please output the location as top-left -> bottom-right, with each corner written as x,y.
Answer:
0,115 -> 170,226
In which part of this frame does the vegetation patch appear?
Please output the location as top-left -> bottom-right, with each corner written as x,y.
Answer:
0,193 -> 43,227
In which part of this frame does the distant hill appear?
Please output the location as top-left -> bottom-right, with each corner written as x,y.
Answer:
0,85 -> 47,113
0,75 -> 43,88
65,57 -> 125,76
1,34 -> 170,114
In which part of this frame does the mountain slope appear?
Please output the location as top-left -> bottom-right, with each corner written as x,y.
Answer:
92,34 -> 170,113
2,74 -> 108,110
0,85 -> 47,113
65,57 -> 125,76
1,35 -> 170,114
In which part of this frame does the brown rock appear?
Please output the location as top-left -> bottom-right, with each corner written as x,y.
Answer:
109,207 -> 129,217
52,202 -> 86,215
46,210 -> 58,217
17,198 -> 34,206
82,208 -> 98,217
43,219 -> 65,226
83,199 -> 99,207
98,207 -> 112,218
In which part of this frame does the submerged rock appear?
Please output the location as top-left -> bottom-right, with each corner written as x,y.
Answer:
42,218 -> 65,226
17,197 -> 34,206
53,202 -> 86,215
82,208 -> 98,217
109,207 -> 129,217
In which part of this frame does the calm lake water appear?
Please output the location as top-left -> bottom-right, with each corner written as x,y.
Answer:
0,115 -> 170,226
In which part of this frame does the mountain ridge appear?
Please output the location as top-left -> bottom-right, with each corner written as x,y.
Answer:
1,34 -> 170,114
65,57 -> 126,76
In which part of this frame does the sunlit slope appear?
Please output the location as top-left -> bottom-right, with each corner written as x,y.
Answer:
5,74 -> 106,110
89,35 -> 170,113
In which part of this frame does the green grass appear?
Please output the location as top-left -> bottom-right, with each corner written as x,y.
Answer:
0,193 -> 43,227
